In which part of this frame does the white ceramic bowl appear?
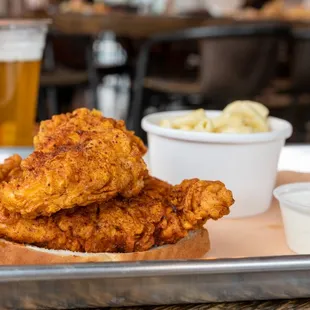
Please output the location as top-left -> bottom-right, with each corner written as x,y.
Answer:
274,183 -> 310,254
142,110 -> 292,218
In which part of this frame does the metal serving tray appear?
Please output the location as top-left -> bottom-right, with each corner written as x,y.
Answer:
1,256 -> 310,309
1,148 -> 310,309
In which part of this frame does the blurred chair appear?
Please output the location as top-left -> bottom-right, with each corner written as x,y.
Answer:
277,24 -> 310,141
38,35 -> 88,119
38,32 -> 130,120
128,21 -> 289,137
38,34 -> 91,119
290,24 -> 310,95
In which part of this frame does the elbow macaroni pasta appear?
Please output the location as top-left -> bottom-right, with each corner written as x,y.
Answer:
159,101 -> 270,134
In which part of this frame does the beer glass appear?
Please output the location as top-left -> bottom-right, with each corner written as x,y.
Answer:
0,20 -> 48,146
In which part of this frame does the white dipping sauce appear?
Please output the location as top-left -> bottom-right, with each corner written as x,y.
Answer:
282,191 -> 310,208
274,183 -> 310,254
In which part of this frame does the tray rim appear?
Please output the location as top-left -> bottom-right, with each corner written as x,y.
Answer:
1,255 -> 310,282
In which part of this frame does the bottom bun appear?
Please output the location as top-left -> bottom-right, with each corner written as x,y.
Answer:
0,229 -> 210,265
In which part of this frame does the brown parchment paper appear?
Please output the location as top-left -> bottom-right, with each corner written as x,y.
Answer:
205,171 -> 310,259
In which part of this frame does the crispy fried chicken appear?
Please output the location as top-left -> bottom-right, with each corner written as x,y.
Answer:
0,109 -> 147,218
0,108 -> 234,254
0,155 -> 21,183
34,108 -> 147,155
0,176 -> 234,253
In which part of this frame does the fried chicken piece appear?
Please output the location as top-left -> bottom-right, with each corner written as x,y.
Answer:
0,177 -> 234,253
0,109 -> 147,218
0,155 -> 21,183
34,108 -> 147,155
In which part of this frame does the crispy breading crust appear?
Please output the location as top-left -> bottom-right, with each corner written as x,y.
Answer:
0,177 -> 233,253
0,109 -> 147,218
0,154 -> 21,183
0,108 -> 234,259
34,108 -> 147,155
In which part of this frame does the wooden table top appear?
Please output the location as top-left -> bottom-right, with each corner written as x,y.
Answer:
50,12 -> 310,38
24,9 -> 310,38
51,12 -> 207,37
51,12 -> 266,38
97,299 -> 310,309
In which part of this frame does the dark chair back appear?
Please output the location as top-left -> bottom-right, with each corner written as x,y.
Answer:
51,35 -> 90,71
129,21 -> 289,135
199,22 -> 288,103
290,24 -> 310,93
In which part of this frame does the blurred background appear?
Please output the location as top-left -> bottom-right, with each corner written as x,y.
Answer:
2,0 -> 310,143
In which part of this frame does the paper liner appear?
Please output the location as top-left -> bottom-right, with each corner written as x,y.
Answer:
206,171 -> 310,259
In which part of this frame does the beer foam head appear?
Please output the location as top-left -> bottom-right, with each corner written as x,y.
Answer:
0,27 -> 47,62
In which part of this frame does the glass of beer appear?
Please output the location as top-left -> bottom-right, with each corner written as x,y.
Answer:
0,19 -> 49,146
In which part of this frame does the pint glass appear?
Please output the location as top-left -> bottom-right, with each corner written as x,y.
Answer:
0,20 -> 48,146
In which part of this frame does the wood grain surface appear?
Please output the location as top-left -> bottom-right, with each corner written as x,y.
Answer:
95,299 -> 310,309
51,13 -> 258,37
51,13 -> 207,37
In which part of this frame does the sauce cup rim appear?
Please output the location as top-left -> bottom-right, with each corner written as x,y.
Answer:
273,182 -> 310,214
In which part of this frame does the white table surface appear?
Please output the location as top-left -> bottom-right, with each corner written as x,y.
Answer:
0,147 -> 33,163
0,145 -> 309,173
278,145 -> 310,173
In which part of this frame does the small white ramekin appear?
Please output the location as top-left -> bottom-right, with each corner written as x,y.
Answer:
142,110 -> 292,218
274,182 -> 310,254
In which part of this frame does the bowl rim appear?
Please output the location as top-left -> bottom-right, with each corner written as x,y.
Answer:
141,110 -> 293,144
273,182 -> 310,214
